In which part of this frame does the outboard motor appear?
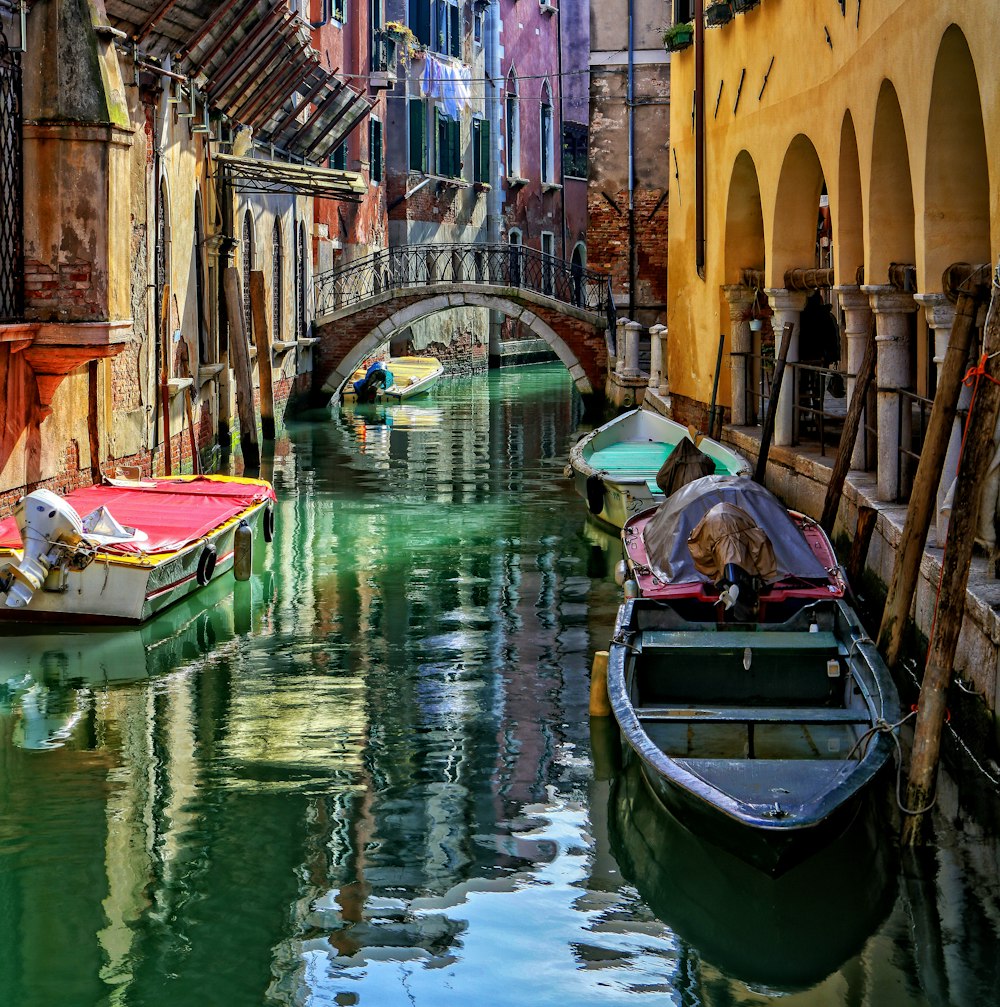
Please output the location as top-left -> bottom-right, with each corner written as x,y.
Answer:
1,490 -> 86,609
716,562 -> 761,622
353,362 -> 392,403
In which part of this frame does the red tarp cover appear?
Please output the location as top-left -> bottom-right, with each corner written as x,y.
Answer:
0,478 -> 276,555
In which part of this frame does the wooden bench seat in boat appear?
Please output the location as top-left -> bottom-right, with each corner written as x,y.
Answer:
634,705 -> 867,724
639,630 -> 843,652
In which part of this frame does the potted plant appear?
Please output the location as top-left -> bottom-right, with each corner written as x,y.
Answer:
705,2 -> 734,27
382,20 -> 422,58
663,22 -> 694,52
733,0 -> 759,13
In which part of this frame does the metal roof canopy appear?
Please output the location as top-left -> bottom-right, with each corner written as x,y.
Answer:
214,154 -> 367,200
105,0 -> 374,164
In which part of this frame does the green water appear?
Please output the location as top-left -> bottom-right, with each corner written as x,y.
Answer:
1,365 -> 997,1006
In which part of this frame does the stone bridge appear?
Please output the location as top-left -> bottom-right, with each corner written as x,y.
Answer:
310,243 -> 615,403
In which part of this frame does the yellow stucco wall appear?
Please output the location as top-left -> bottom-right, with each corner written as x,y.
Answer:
666,0 -> 1000,410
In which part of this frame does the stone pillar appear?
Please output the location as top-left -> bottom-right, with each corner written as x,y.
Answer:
835,285 -> 874,470
648,324 -> 666,393
914,293 -> 961,545
765,289 -> 808,446
724,285 -> 755,426
614,317 -> 629,375
656,327 -> 669,395
622,320 -> 642,378
863,285 -> 917,502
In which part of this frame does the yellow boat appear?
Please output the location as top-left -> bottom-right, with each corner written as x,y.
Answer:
343,356 -> 444,402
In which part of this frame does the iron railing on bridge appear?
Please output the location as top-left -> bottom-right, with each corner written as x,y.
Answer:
314,243 -> 615,340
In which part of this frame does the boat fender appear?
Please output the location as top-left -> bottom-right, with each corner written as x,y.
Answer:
233,520 -> 253,582
196,543 -> 217,586
263,503 -> 275,543
586,474 -> 605,515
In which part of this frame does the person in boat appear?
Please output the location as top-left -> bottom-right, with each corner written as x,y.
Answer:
354,362 -> 394,403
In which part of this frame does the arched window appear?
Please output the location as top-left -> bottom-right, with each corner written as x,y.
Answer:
540,81 -> 554,184
295,222 -> 307,341
272,220 -> 283,343
505,70 -> 520,178
571,242 -> 586,307
241,211 -> 254,342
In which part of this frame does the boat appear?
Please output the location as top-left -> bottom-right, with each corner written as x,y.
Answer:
607,474 -> 900,874
342,356 -> 444,402
0,473 -> 276,625
568,408 -> 751,530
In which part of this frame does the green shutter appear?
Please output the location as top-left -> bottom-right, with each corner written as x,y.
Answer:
409,100 -> 426,172
450,118 -> 461,178
478,118 -> 490,183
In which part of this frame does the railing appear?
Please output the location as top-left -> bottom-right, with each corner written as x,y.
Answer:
0,34 -> 23,322
314,243 -> 613,321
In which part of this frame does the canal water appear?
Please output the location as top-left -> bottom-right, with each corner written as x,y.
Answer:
1,363 -> 997,1006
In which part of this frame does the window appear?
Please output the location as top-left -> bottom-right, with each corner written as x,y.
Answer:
295,222 -> 307,341
411,1 -> 461,57
505,72 -> 520,177
674,1 -> 693,21
508,229 -> 522,287
540,84 -> 554,184
370,117 -> 383,183
330,140 -> 348,170
472,117 -> 490,184
474,9 -> 483,45
272,221 -> 283,344
562,122 -> 588,179
541,232 -> 554,295
194,194 -> 209,363
435,108 -> 461,178
409,99 -> 428,172
333,0 -> 347,23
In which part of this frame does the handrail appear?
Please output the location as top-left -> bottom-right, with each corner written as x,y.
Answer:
314,243 -> 612,322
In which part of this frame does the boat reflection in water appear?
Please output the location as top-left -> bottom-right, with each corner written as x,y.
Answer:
607,758 -> 898,991
0,572 -> 273,750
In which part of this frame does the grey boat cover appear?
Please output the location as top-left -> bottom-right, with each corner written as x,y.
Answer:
641,475 -> 831,586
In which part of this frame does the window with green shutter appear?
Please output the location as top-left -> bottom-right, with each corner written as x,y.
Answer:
409,99 -> 427,172
370,117 -> 383,183
330,140 -> 348,171
410,0 -> 431,46
473,118 -> 490,184
436,108 -> 461,178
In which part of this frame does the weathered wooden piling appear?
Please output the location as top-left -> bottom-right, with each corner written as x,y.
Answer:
223,267 -> 260,469
590,650 -> 612,717
250,270 -> 276,441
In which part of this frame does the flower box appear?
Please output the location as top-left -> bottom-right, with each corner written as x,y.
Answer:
733,0 -> 759,12
706,2 -> 734,27
663,23 -> 694,52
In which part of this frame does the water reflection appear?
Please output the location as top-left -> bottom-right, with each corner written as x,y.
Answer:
0,366 -> 998,1007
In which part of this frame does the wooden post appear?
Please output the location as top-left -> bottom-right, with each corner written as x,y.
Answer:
223,267 -> 260,470
753,323 -> 793,484
902,268 -> 1000,846
184,387 -> 201,475
160,284 -> 172,475
250,270 -> 276,441
845,505 -> 878,590
877,289 -> 984,667
589,650 -> 611,717
820,313 -> 877,533
707,333 -> 725,438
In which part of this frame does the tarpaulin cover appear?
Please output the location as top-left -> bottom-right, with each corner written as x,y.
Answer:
0,478 -> 275,556
641,475 -> 830,586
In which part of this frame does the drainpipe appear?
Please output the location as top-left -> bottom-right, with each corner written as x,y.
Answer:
627,0 -> 636,318
694,0 -> 705,277
557,4 -> 567,260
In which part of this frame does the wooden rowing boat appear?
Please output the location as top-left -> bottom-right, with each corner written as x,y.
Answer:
608,475 -> 899,874
343,356 -> 444,402
569,408 -> 751,530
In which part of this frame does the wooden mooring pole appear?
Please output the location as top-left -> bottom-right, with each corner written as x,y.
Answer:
820,314 -> 877,533
753,323 -> 793,484
223,267 -> 261,470
902,265 -> 1000,846
250,270 -> 276,441
877,286 -> 986,668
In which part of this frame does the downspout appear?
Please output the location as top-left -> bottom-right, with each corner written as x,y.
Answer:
694,0 -> 705,277
627,0 -> 636,319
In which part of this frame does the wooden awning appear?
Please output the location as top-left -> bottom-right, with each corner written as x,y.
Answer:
213,154 -> 367,200
105,0 -> 373,163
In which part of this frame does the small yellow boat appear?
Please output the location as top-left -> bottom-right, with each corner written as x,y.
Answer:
343,356 -> 444,402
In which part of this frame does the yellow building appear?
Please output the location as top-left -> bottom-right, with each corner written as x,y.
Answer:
666,0 -> 996,515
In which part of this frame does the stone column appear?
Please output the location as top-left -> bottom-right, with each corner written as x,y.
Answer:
622,320 -> 642,378
765,289 -> 808,446
723,285 -> 755,426
614,317 -> 629,375
835,285 -> 874,470
862,285 -> 917,502
648,324 -> 666,394
656,327 -> 669,395
914,292 -> 961,545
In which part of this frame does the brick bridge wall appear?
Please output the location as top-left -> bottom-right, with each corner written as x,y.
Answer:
311,284 -> 609,402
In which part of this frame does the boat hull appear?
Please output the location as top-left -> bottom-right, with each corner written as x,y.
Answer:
0,478 -> 273,625
607,596 -> 899,875
569,408 -> 751,530
343,356 -> 444,402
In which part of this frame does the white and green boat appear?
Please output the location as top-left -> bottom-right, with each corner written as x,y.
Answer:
568,408 -> 751,530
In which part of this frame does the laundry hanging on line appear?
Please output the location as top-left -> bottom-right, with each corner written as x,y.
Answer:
419,53 -> 472,119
